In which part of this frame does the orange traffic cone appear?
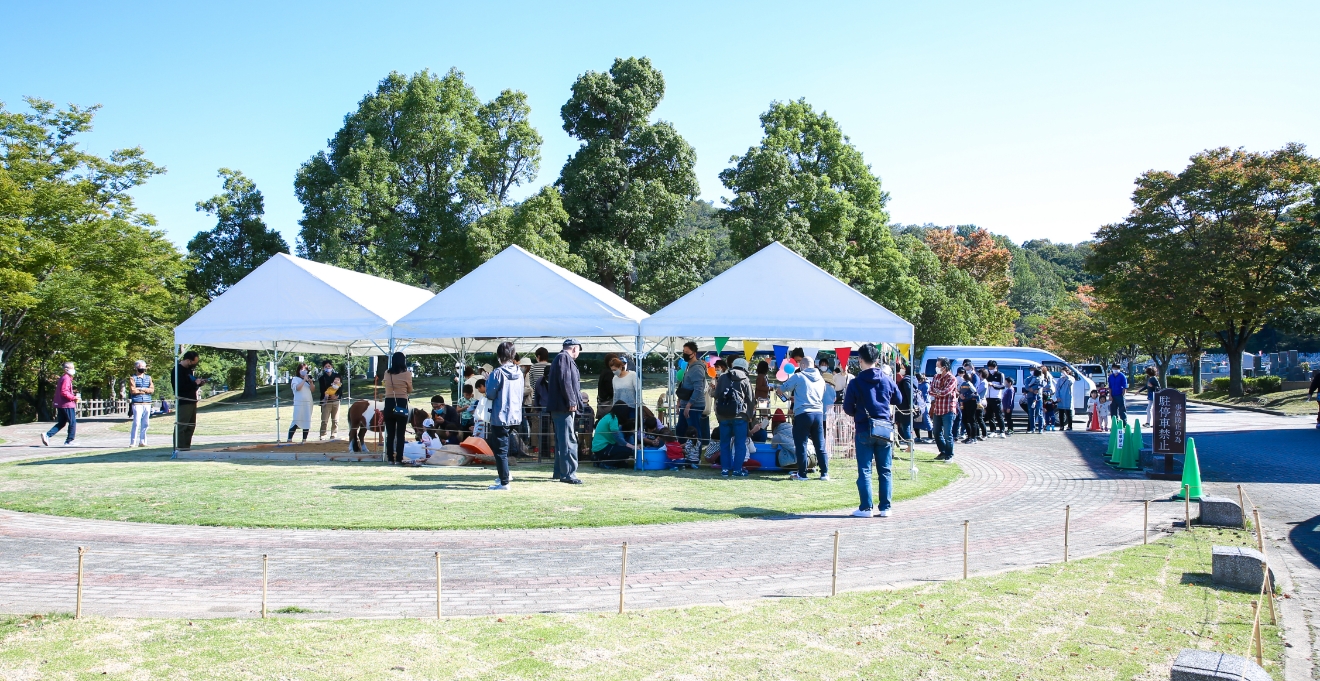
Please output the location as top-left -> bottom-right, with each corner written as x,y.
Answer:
1087,402 -> 1101,432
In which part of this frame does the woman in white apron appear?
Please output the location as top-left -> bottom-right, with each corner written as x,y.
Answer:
288,363 -> 314,443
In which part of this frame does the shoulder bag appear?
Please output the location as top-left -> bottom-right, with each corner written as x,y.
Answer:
861,384 -> 895,443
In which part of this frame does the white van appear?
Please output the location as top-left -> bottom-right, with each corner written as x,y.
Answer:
917,346 -> 1097,414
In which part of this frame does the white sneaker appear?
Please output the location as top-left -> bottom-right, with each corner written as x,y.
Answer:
819,474 -> 831,481
789,472 -> 808,481
851,509 -> 874,518
876,509 -> 891,518
63,440 -> 79,447
487,483 -> 510,491
39,433 -> 49,446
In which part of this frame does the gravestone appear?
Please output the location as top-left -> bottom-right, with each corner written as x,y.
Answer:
1288,349 -> 1299,367
1197,496 -> 1243,527
1152,389 -> 1185,475
1170,649 -> 1270,680
1212,546 -> 1273,591
1252,354 -> 1262,372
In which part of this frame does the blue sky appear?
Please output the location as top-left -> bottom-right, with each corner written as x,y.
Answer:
4,1 -> 1317,250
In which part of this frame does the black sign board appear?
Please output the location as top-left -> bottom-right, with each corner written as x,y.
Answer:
1152,388 -> 1186,474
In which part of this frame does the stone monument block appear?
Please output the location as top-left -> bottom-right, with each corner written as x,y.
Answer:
1197,496 -> 1243,528
1211,546 -> 1273,591
1170,649 -> 1270,680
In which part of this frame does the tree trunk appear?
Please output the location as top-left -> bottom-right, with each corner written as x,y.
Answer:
1191,352 -> 1202,394
243,349 -> 258,398
1216,324 -> 1254,398
1226,350 -> 1245,396
35,379 -> 50,421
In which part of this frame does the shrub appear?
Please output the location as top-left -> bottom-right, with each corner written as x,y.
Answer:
1208,377 -> 1230,392
1247,375 -> 1281,394
1166,375 -> 1192,389
226,366 -> 246,392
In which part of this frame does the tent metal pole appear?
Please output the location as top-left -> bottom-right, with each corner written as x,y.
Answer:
908,342 -> 918,481
171,343 -> 179,459
666,337 -> 675,429
273,343 -> 282,443
635,333 -> 643,470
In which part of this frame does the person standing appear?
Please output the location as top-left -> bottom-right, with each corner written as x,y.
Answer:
776,353 -> 828,481
380,351 -> 413,464
128,360 -> 154,447
609,356 -> 641,408
1107,363 -> 1129,424
676,341 -> 709,453
893,360 -> 914,449
529,346 -> 553,456
484,341 -> 524,490
1023,367 -> 1043,434
714,357 -> 756,477
172,351 -> 206,452
1001,377 -> 1017,435
317,360 -> 342,441
842,343 -> 899,517
984,361 -> 1006,438
1140,366 -> 1160,427
547,339 -> 584,484
1307,368 -> 1320,430
288,363 -> 314,443
595,352 -> 617,413
40,361 -> 80,446
927,358 -> 957,460
1056,368 -> 1076,431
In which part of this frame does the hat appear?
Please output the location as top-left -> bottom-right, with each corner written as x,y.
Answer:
422,418 -> 434,428
771,409 -> 787,427
481,363 -> 493,373
519,357 -> 532,366
732,357 -> 749,371
563,338 -> 581,348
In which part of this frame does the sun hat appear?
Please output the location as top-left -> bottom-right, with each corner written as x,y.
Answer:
519,357 -> 532,366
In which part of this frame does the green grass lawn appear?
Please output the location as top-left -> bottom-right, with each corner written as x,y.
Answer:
0,529 -> 1284,680
1185,387 -> 1318,416
0,448 -> 958,530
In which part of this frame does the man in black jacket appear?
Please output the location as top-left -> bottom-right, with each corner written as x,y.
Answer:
317,360 -> 342,440
547,339 -> 584,484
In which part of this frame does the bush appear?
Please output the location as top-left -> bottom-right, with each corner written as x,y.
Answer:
1166,375 -> 1192,389
226,366 -> 246,392
1208,377 -> 1230,392
1247,375 -> 1281,394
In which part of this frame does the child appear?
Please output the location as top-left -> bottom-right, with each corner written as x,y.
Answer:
1097,391 -> 1111,430
457,385 -> 475,428
1002,377 -> 1016,435
471,378 -> 488,438
1087,389 -> 1100,430
915,373 -> 933,442
1043,395 -> 1057,431
682,426 -> 702,468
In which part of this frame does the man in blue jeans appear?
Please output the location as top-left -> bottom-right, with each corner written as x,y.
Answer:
1023,367 -> 1043,434
546,339 -> 584,484
715,357 -> 756,477
1107,363 -> 1128,424
776,350 -> 829,481
843,344 -> 899,518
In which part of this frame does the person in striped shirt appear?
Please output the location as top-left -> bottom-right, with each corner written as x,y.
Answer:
928,358 -> 958,461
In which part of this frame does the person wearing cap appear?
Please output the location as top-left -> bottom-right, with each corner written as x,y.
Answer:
775,349 -> 829,481
714,357 -> 757,477
547,338 -> 584,484
843,343 -> 900,518
317,360 -> 342,441
128,360 -> 154,447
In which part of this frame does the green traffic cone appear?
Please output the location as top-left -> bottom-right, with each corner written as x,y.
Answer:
1119,420 -> 1142,470
1106,418 -> 1119,460
1110,420 -> 1129,466
1173,437 -> 1203,500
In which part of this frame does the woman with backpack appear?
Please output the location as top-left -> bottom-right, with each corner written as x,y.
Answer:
714,357 -> 756,477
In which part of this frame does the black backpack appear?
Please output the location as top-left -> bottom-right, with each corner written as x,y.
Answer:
715,372 -> 747,420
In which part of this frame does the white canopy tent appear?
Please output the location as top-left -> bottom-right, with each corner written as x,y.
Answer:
172,253 -> 440,448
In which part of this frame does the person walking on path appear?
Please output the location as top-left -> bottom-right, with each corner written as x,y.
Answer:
317,360 -> 341,440
1308,368 -> 1320,429
1140,366 -> 1160,427
172,351 -> 206,452
776,352 -> 828,481
928,358 -> 957,459
40,362 -> 80,447
288,363 -> 314,443
843,343 -> 899,517
380,352 -> 413,465
676,341 -> 709,452
1056,368 -> 1076,431
1107,363 -> 1129,424
547,339 -> 584,484
484,341 -> 524,490
128,360 -> 154,447
715,357 -> 756,477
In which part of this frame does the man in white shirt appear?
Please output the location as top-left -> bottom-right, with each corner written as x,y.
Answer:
984,360 -> 1007,438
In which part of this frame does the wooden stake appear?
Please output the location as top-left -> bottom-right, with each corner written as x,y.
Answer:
261,554 -> 268,619
1252,509 -> 1264,554
831,530 -> 840,597
962,520 -> 969,580
435,551 -> 442,619
1263,561 -> 1276,626
618,542 -> 628,614
1251,601 -> 1263,667
1184,485 -> 1191,533
75,546 -> 85,620
1237,484 -> 1245,528
1143,500 -> 1149,545
1063,506 -> 1070,563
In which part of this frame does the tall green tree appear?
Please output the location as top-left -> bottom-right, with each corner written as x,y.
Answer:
295,69 -> 544,287
464,185 -> 583,272
1090,144 -> 1320,396
0,98 -> 183,422
556,57 -> 700,298
721,99 -> 919,319
188,168 -> 288,397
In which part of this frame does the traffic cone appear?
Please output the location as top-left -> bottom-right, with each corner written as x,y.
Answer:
1110,419 -> 1129,466
1173,437 -> 1203,500
1106,418 -> 1119,460
1088,403 -> 1101,432
1119,420 -> 1142,470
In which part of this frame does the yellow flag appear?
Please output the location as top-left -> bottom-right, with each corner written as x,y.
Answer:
897,343 -> 911,358
743,340 -> 759,363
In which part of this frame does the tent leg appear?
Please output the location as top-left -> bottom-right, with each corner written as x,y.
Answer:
635,335 -> 644,470
273,344 -> 283,444
171,344 -> 179,459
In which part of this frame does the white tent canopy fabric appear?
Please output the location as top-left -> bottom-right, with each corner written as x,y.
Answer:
641,241 -> 914,346
392,245 -> 649,353
173,253 -> 439,355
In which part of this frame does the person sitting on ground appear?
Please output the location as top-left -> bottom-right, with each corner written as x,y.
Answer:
682,427 -> 703,467
431,394 -> 461,444
641,407 -> 673,448
591,401 -> 638,468
755,360 -> 771,404
770,416 -> 796,462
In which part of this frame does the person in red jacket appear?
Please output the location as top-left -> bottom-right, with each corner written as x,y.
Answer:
40,362 -> 80,446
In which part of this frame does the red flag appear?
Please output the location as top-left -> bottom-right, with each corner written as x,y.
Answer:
835,347 -> 851,369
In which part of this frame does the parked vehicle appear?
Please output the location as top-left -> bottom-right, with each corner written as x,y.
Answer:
918,346 -> 1097,414
1076,363 -> 1105,383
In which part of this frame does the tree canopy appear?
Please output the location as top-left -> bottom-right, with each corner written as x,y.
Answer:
187,168 -> 287,299
0,98 -> 183,420
556,57 -> 700,299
